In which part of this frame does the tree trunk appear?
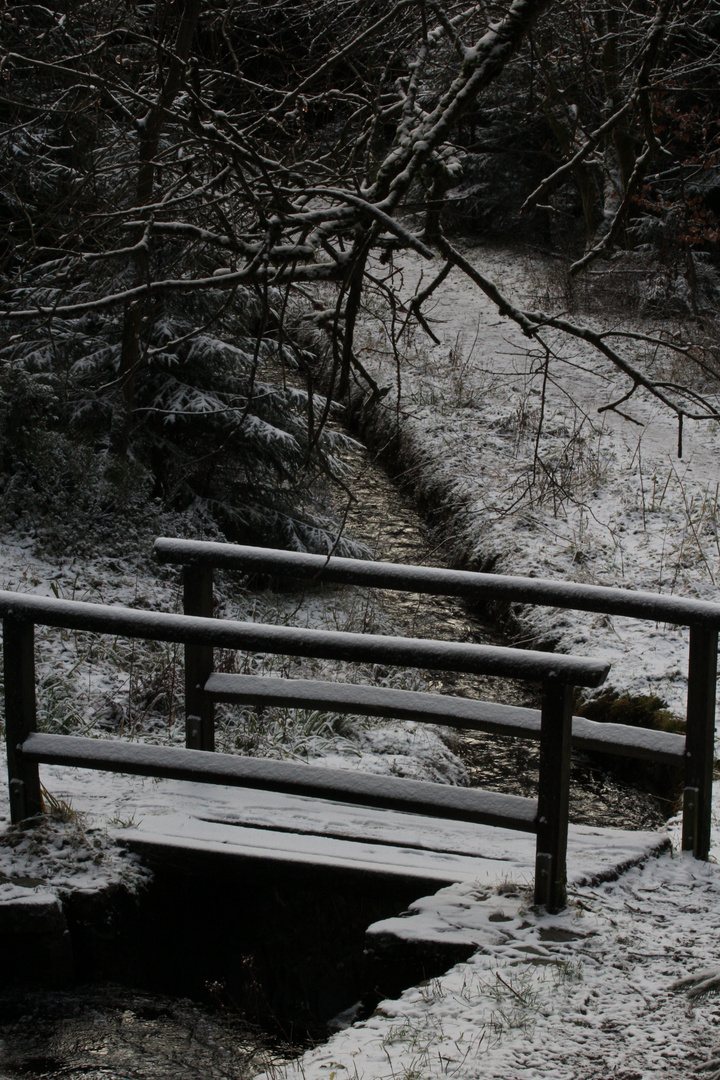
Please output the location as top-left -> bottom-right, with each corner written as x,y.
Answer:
110,0 -> 202,458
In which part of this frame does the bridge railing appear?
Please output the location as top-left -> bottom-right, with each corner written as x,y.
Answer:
2,537 -> 717,912
2,581 -> 609,913
155,538 -> 719,862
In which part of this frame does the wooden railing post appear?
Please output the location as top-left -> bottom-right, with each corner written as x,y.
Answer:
534,679 -> 573,912
3,617 -> 43,822
682,624 -> 717,858
183,565 -> 215,751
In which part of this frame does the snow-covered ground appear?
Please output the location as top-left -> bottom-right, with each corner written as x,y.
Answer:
354,244 -> 720,715
265,843 -> 720,1080
2,243 -> 720,1077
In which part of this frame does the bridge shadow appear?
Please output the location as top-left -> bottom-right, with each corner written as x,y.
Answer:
63,848 -> 468,1040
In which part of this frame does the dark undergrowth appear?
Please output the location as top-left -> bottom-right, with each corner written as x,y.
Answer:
576,691 -> 687,808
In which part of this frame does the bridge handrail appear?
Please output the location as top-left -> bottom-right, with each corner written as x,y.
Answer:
0,590 -> 607,685
2,585 -> 590,911
154,538 -> 720,627
153,537 -> 719,865
3,537 -> 718,913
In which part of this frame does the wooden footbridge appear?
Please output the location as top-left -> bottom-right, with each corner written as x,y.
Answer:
2,539 -> 715,911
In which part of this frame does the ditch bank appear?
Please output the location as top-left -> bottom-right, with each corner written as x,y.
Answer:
334,411 -> 677,831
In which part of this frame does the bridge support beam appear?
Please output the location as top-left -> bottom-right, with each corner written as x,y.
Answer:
4,617 -> 43,823
683,625 -> 717,859
535,680 -> 573,912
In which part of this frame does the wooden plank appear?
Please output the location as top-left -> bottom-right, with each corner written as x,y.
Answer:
46,759 -> 672,887
682,625 -> 717,858
0,590 -> 610,687
3,618 -> 43,823
183,565 -> 214,751
20,732 -> 538,831
153,537 -> 720,628
534,681 -> 573,912
570,715 -> 684,764
203,673 -> 686,764
119,827 -> 498,885
204,672 -> 544,735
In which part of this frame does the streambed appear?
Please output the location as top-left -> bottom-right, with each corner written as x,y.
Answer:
337,440 -> 671,832
0,985 -> 287,1079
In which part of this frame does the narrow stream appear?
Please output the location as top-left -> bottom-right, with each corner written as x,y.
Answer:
0,986 -> 287,1080
337,440 -> 671,832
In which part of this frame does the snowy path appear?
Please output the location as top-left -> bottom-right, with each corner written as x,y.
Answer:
355,244 -> 720,717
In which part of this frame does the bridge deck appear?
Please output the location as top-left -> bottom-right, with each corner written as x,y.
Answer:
39,762 -> 669,887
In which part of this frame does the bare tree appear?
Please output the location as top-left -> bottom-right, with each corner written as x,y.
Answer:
1,0 -> 718,546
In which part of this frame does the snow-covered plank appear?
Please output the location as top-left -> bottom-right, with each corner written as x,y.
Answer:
117,815 -> 501,885
153,537 -> 720,627
113,807 -> 669,889
204,672 -> 544,733
20,733 -> 538,830
31,760 -> 671,890
112,798 -> 669,889
0,590 -> 609,685
571,714 -> 685,764
204,673 -> 686,764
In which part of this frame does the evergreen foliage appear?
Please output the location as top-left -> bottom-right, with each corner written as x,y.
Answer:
0,1 -> 359,553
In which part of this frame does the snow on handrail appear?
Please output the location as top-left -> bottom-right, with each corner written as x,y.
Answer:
19,733 -> 539,832
0,590 -> 608,686
153,537 -> 720,627
202,672 -> 686,766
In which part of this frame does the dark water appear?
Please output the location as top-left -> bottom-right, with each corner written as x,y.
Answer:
337,442 -> 671,832
0,986 -> 287,1080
